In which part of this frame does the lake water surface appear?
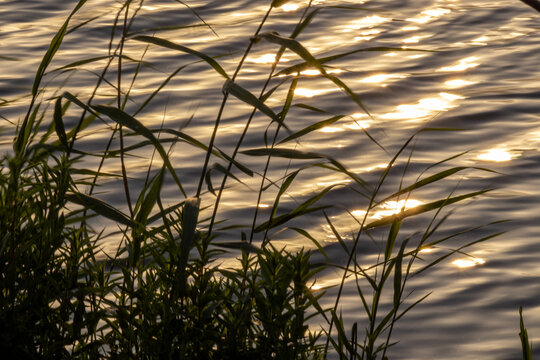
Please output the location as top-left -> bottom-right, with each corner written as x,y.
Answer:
1,0 -> 540,358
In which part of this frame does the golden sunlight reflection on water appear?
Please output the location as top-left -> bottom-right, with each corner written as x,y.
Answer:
438,57 -> 479,72
248,53 -> 291,64
280,4 -> 300,12
343,15 -> 391,32
373,199 -> 424,219
381,93 -> 464,121
407,8 -> 451,24
445,79 -> 476,88
294,87 -> 336,98
402,35 -> 432,44
359,73 -> 407,86
351,199 -> 424,220
477,148 -> 519,162
452,258 -> 486,268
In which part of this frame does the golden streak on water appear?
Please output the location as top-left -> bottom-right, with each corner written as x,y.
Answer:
361,29 -> 381,36
402,35 -> 431,44
419,248 -> 434,253
354,36 -> 376,42
363,163 -> 388,172
438,56 -> 479,72
294,88 -> 333,98
440,92 -> 464,101
477,148 -> 516,162
300,69 -> 321,76
381,93 -> 463,120
402,26 -> 420,31
281,4 -> 300,12
344,15 -> 391,31
352,199 -> 424,220
316,179 -> 351,187
408,54 -> 428,59
300,68 -> 343,76
351,209 -> 367,217
258,204 -> 270,208
319,126 -> 344,133
310,283 -> 323,291
471,36 -> 489,45
407,8 -> 451,24
344,121 -> 371,130
452,258 -> 486,268
445,79 -> 475,87
372,199 -> 424,219
248,53 -> 290,64
359,73 -> 406,84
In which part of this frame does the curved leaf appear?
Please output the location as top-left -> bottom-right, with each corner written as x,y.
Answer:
133,35 -> 229,79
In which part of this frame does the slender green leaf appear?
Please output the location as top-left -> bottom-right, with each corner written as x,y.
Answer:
31,0 -> 87,96
519,306 -> 533,360
365,189 -> 493,230
223,79 -> 283,125
91,104 -> 186,197
53,97 -> 68,148
275,47 -> 428,76
133,35 -> 229,79
385,219 -> 401,262
241,147 -> 326,160
375,167 -> 493,206
258,31 -> 325,73
279,115 -> 344,144
66,192 -> 136,227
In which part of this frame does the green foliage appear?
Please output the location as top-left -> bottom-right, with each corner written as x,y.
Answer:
519,307 -> 533,360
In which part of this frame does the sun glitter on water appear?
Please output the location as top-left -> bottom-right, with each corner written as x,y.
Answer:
477,148 -> 518,162
452,258 -> 486,268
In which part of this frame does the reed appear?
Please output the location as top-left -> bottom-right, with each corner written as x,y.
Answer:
0,0 -> 511,358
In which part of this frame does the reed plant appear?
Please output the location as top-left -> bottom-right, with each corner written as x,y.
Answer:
0,0 -> 508,358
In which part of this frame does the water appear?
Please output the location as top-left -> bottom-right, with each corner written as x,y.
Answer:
1,0 -> 540,358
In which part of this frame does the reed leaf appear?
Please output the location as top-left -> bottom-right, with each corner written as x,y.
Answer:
66,192 -> 136,228
222,79 -> 283,125
519,306 -> 533,360
53,97 -> 68,149
177,197 -> 200,289
279,115 -> 345,144
133,35 -> 229,79
241,147 -> 326,160
91,104 -> 186,197
275,47 -> 428,76
257,32 -> 325,74
365,189 -> 493,230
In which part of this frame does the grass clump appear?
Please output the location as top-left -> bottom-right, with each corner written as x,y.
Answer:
0,0 -> 509,358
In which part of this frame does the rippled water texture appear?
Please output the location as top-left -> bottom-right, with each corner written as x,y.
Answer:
2,0 -> 540,358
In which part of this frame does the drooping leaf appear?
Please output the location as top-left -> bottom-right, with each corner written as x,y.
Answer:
241,147 -> 326,160
66,192 -> 136,228
91,104 -> 186,197
365,189 -> 493,230
133,35 -> 229,79
223,79 -> 283,125
257,31 -> 325,73
279,115 -> 344,144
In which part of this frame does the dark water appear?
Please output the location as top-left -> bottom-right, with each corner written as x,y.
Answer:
1,0 -> 540,358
